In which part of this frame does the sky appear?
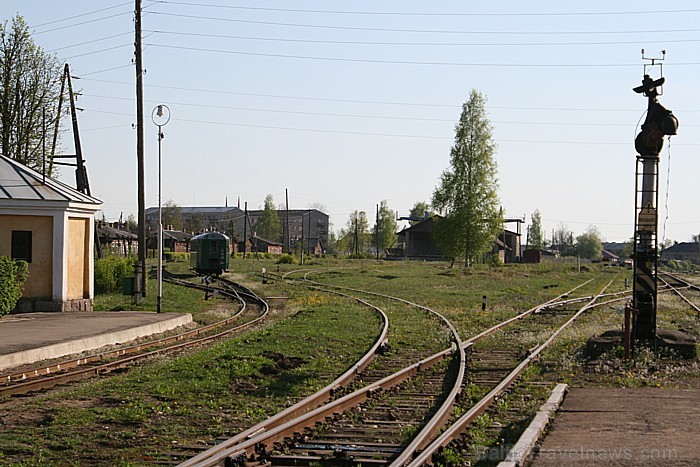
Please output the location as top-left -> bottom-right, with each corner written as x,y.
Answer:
4,1 -> 700,242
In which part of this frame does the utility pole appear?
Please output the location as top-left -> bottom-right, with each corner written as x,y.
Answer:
285,189 -> 290,254
355,218 -> 359,257
134,0 -> 146,303
307,209 -> 311,257
243,201 -> 248,259
376,204 -> 379,260
300,211 -> 305,265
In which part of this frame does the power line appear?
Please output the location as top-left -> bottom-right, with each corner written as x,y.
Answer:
79,107 -> 700,145
81,64 -> 134,77
34,11 -> 133,35
157,2 -> 700,17
147,29 -> 700,48
78,77 -> 700,113
84,93 -> 700,126
62,44 -> 133,60
46,32 -> 133,53
147,42 -> 682,67
30,1 -> 132,28
150,11 -> 700,36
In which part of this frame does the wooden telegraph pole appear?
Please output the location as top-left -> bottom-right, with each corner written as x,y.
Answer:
134,0 -> 146,303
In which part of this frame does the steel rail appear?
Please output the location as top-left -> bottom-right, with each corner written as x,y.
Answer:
658,274 -> 700,314
1,280 -> 248,385
290,269 -> 599,465
407,278 -> 618,466
179,286 -> 390,466
185,347 -> 456,467
1,278 -> 268,398
659,271 -> 700,292
185,271 -> 607,466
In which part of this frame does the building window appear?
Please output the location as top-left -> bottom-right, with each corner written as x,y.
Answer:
11,231 -> 32,263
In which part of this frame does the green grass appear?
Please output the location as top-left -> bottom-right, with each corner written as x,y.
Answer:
1,259 -> 696,465
0,293 -> 380,464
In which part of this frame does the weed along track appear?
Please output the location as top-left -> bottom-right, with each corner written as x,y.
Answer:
178,269 -> 621,466
658,272 -> 700,315
0,276 -> 268,399
409,279 -> 627,466
176,268 -> 460,466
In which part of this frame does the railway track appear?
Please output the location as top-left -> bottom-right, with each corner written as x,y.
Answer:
175,268 -> 460,466
658,271 -> 700,315
177,270 -> 623,466
0,275 -> 267,399
408,278 -> 625,466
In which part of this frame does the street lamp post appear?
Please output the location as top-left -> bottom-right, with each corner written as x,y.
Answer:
151,104 -> 171,313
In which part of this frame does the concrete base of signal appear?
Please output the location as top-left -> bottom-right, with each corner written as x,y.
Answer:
586,329 -> 697,359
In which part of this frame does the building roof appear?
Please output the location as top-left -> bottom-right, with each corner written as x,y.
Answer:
663,242 -> 700,254
96,224 -> 137,241
145,206 -> 242,216
250,235 -> 283,246
164,230 -> 193,242
602,249 -> 620,260
0,155 -> 101,204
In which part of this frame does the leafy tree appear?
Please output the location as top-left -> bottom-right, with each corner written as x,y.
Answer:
161,200 -> 182,230
256,194 -> 282,242
575,225 -> 603,260
1,15 -> 62,173
409,201 -> 432,225
692,233 -> 700,243
431,89 -> 501,267
373,200 -> 398,253
552,223 -> 575,256
340,210 -> 369,256
126,214 -> 138,234
527,209 -> 545,249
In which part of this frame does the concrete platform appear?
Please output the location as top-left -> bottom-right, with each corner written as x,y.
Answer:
0,311 -> 192,371
529,387 -> 700,466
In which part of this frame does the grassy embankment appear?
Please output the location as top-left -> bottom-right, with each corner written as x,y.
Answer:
0,258 -> 697,465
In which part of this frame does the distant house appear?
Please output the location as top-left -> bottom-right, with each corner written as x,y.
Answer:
164,230 -> 192,253
96,222 -> 138,257
241,236 -> 283,254
148,229 -> 192,254
498,229 -> 522,263
0,155 -> 101,312
601,249 -> 620,266
603,242 -> 627,259
145,206 -> 330,254
394,217 -> 444,260
661,242 -> 700,264
522,249 -> 560,263
392,216 -> 521,263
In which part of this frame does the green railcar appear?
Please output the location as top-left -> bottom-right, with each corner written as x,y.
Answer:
189,232 -> 230,275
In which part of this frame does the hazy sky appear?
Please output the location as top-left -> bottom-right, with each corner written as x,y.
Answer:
5,1 -> 700,242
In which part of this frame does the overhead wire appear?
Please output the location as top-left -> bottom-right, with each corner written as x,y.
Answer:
146,29 -> 700,48
146,43 -> 683,67
30,1 -> 132,28
77,78 -> 700,113
155,2 -> 700,17
662,137 -> 673,243
149,11 -> 700,36
81,92 -> 700,127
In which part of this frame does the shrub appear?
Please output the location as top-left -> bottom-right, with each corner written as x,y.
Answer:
276,254 -> 297,265
0,257 -> 29,315
164,251 -> 189,262
95,256 -> 136,293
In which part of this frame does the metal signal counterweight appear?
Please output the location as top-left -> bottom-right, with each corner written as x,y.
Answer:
631,51 -> 679,342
